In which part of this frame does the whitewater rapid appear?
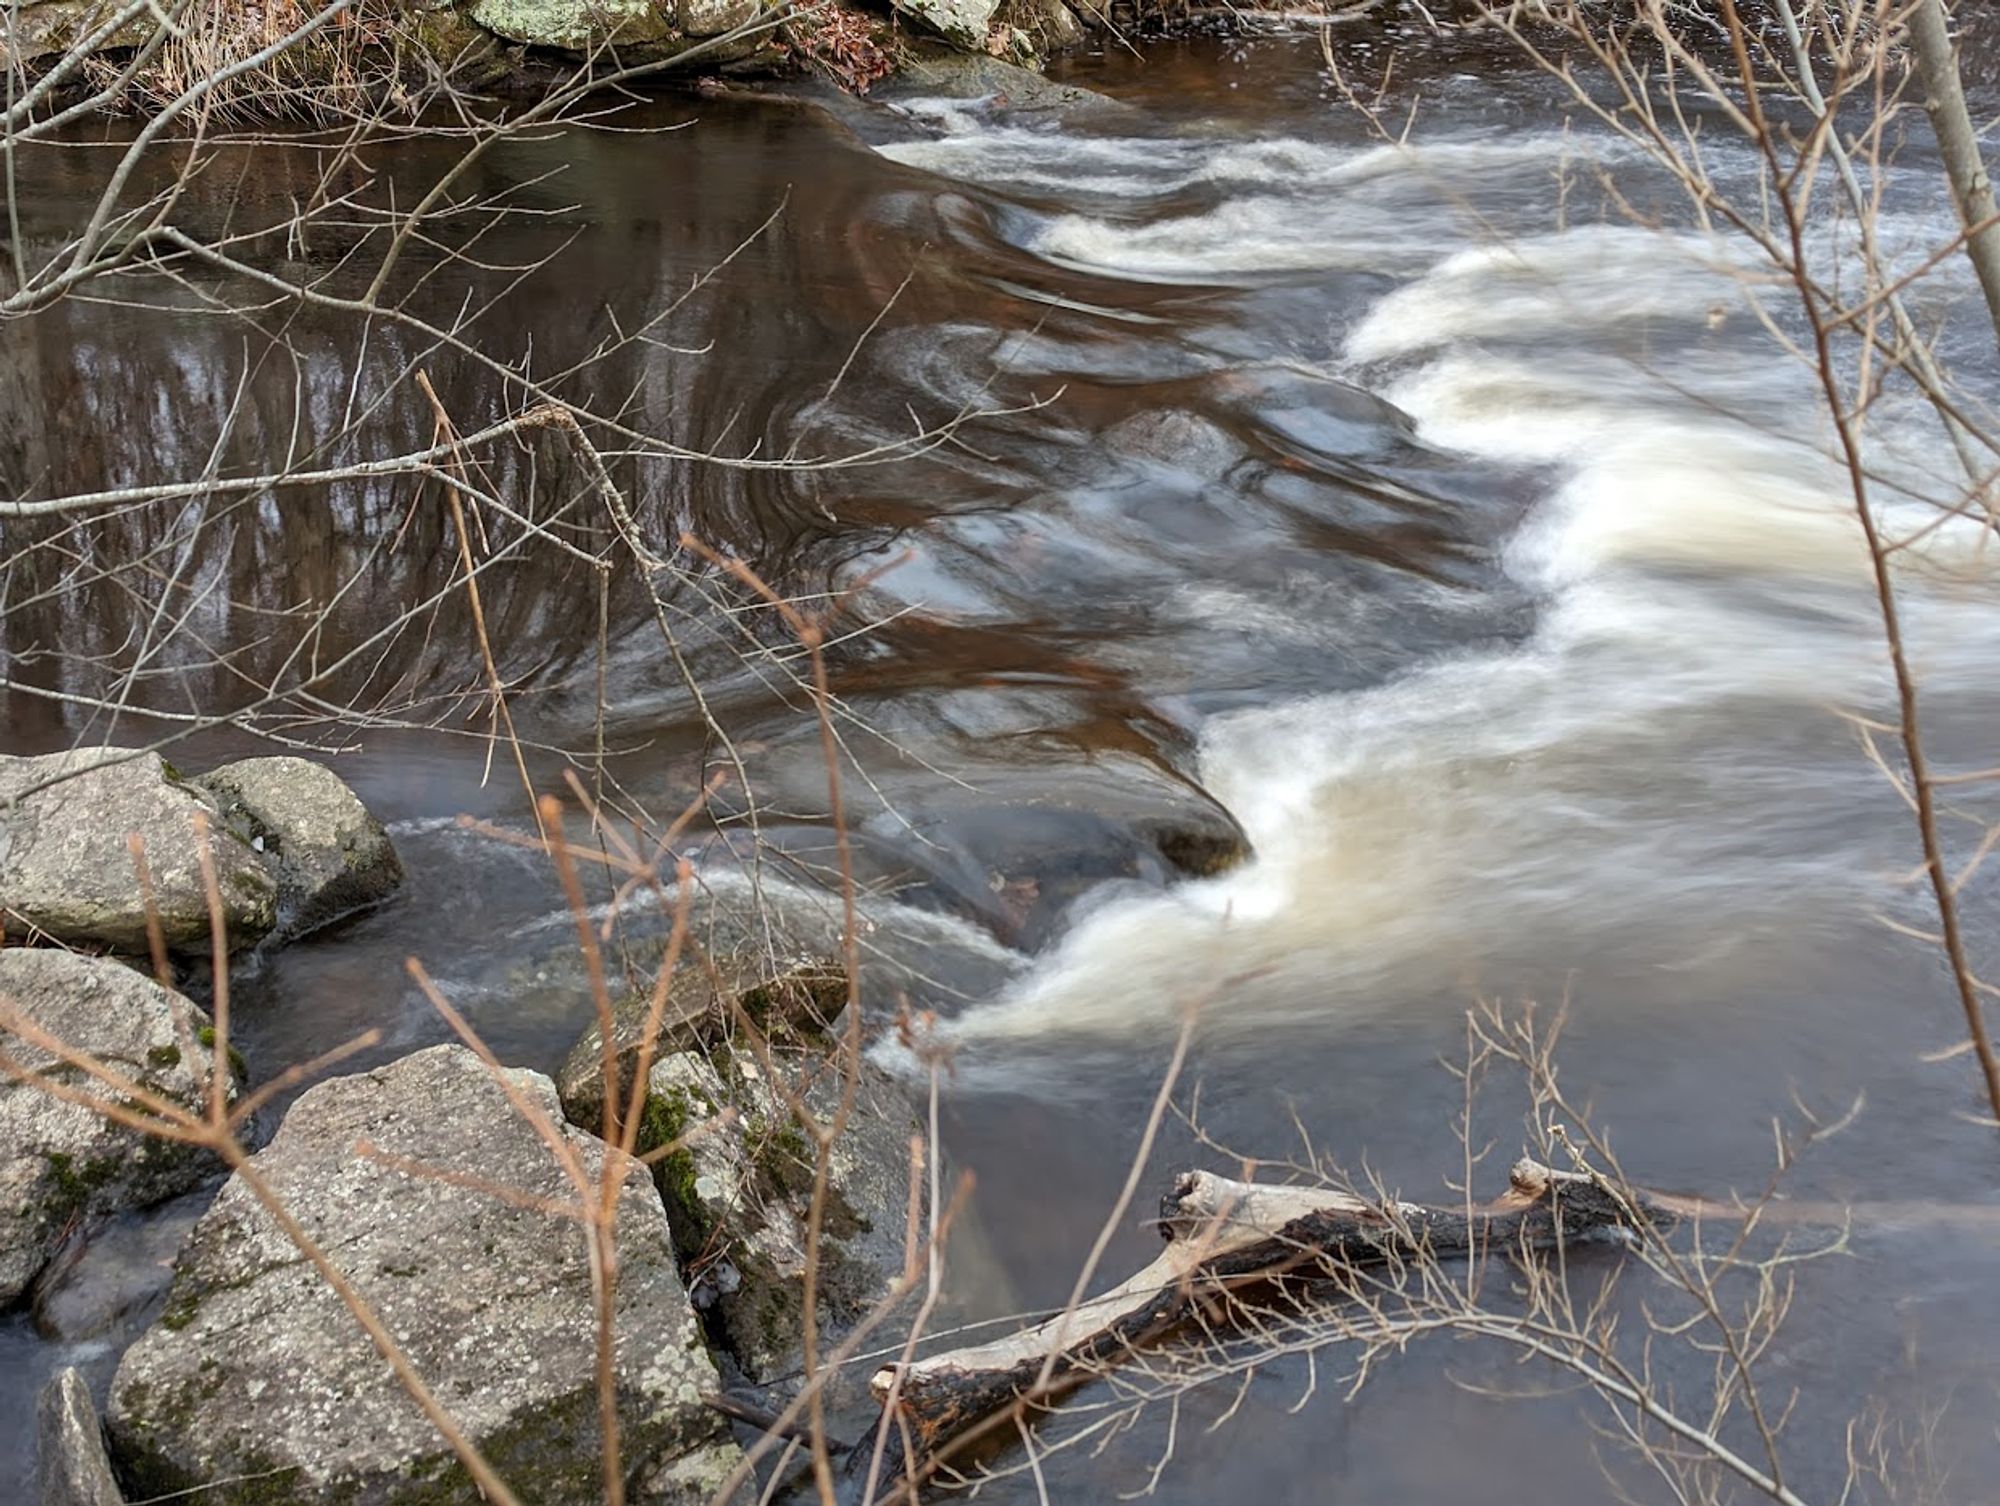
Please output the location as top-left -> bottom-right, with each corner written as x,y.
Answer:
870,112 -> 2000,1056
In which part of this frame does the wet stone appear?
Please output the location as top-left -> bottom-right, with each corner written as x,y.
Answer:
31,1191 -> 209,1345
854,751 -> 1250,949
635,1047 -> 919,1390
0,950 -> 231,1307
191,756 -> 405,943
37,1366 -> 125,1506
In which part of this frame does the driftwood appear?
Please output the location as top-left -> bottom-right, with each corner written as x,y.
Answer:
868,1158 -> 1669,1460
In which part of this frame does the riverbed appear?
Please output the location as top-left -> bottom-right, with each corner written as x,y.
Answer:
6,25 -> 2000,1503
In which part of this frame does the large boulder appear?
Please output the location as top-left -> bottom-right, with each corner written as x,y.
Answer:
0,949 -> 233,1305
0,750 -> 276,954
679,0 -> 761,36
108,1044 -> 738,1506
0,0 -> 147,68
37,1367 -> 125,1506
888,0 -> 997,51
636,1047 -> 917,1387
467,0 -> 673,50
191,756 -> 404,941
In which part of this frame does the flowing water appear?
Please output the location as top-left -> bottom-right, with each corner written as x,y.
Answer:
7,29 -> 2000,1503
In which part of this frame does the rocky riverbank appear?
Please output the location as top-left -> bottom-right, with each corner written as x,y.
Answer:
3,745 -> 942,1504
3,0 -> 1101,106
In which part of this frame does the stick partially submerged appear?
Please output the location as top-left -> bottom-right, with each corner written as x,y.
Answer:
870,1158 -> 1666,1459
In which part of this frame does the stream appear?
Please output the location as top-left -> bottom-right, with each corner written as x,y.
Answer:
7,26 -> 2000,1503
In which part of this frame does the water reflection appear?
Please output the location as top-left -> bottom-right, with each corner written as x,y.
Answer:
7,33 -> 2000,1506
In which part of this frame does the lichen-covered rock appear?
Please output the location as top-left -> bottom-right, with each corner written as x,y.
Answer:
889,0 -> 998,50
191,756 -> 404,941
0,0 -> 147,68
108,1044 -> 735,1506
557,948 -> 846,1142
467,0 -> 673,50
0,950 -> 232,1306
875,43 -> 1136,122
678,0 -> 760,36
0,749 -> 275,954
37,1366 -> 125,1506
998,0 -> 1081,53
639,1048 -> 917,1386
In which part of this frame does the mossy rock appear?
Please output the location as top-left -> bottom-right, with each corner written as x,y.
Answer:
106,1045 -> 736,1504
631,1045 -> 920,1387
556,952 -> 846,1142
0,949 -> 235,1305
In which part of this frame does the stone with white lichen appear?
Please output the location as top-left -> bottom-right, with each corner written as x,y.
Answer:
0,949 -> 231,1306
0,749 -> 275,954
466,0 -> 672,51
108,1044 -> 738,1505
191,756 -> 404,942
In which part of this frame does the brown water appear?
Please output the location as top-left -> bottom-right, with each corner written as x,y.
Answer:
7,29 -> 2000,1504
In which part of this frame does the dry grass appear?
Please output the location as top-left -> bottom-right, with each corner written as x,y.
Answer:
92,1 -> 435,123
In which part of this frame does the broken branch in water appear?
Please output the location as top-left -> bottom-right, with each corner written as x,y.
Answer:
868,1157 -> 1668,1464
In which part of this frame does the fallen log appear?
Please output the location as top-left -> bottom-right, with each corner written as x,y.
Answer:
868,1158 -> 1670,1460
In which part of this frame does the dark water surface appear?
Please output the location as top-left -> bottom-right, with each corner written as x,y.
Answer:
7,29 -> 2000,1504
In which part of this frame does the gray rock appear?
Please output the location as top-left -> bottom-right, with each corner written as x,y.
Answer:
638,1440 -> 751,1502
1103,409 -> 1243,483
0,950 -> 231,1305
558,948 -> 846,1143
678,0 -> 760,36
191,756 -> 404,941
998,0 -> 1081,52
0,749 -> 276,954
108,1044 -> 736,1506
0,0 -> 148,68
37,1367 -> 125,1506
640,1047 -> 917,1386
876,44 -> 1137,122
889,0 -> 997,50
467,0 -> 673,50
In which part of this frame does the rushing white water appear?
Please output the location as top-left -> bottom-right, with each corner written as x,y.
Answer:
869,115 -> 2000,1055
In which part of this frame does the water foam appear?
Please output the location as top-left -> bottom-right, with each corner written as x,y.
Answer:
867,115 -> 2000,1059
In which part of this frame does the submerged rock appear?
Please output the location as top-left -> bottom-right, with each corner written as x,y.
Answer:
32,1190 -> 210,1344
638,1047 -> 918,1387
856,750 -> 1250,949
0,749 -> 275,954
37,1367 -> 125,1506
108,1044 -> 736,1505
191,756 -> 404,942
0,950 -> 232,1306
1103,408 -> 1243,483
